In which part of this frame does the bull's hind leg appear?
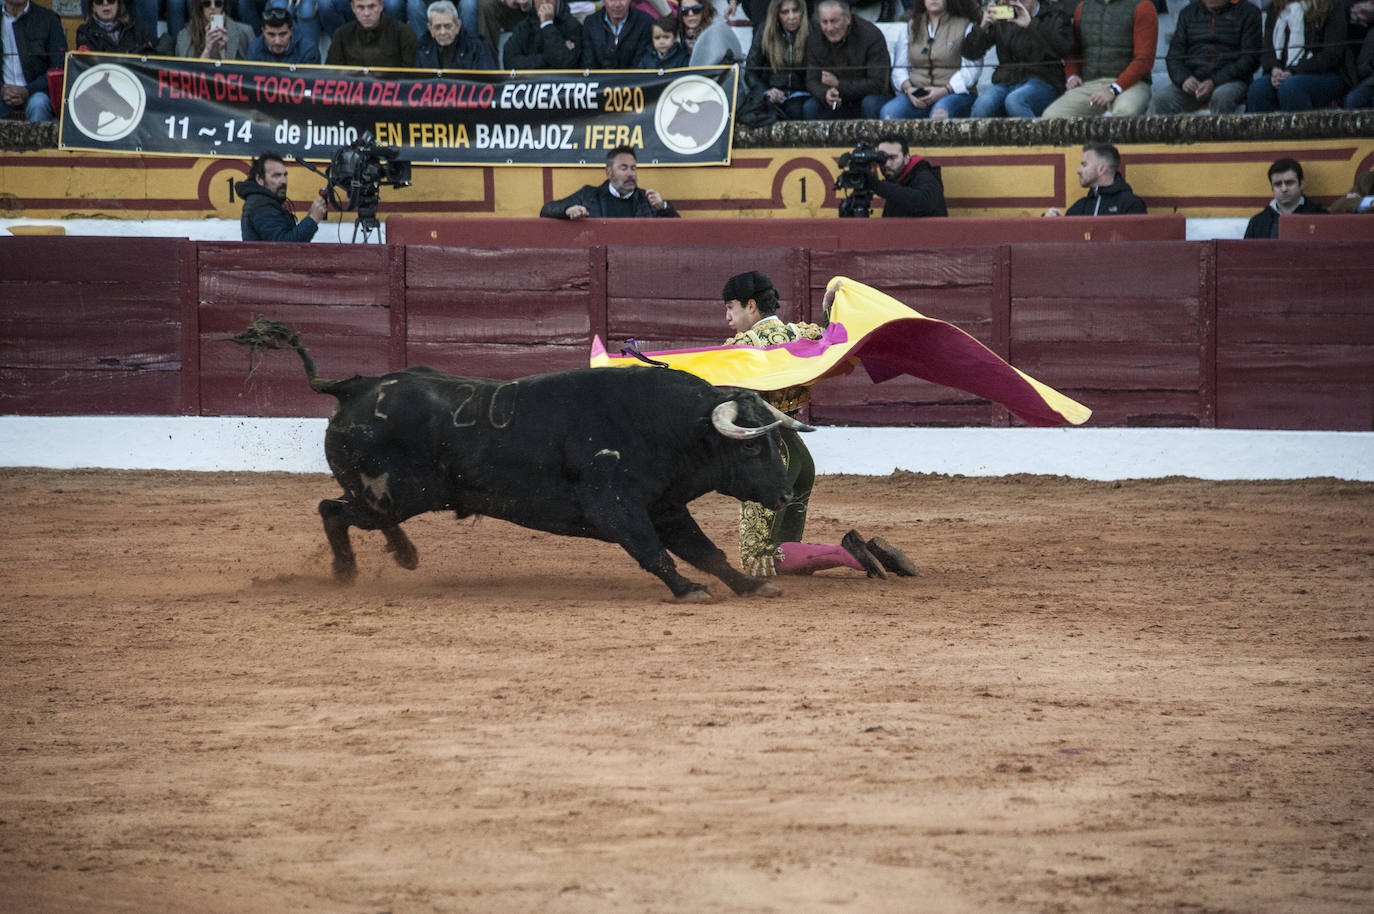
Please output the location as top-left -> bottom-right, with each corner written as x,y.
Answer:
319,496 -> 417,583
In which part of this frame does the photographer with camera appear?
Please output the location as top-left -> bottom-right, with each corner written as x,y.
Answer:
849,134 -> 947,218
236,151 -> 328,242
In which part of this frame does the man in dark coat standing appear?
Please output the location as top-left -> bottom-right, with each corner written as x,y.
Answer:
237,152 -> 329,242
540,145 -> 679,219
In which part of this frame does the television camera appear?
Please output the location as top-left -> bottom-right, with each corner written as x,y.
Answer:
297,132 -> 412,242
834,141 -> 886,218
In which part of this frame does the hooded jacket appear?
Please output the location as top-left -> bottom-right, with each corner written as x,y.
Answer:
875,156 -> 947,218
1065,174 -> 1148,215
235,180 -> 320,242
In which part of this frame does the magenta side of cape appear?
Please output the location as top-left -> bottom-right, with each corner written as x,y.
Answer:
847,318 -> 1073,427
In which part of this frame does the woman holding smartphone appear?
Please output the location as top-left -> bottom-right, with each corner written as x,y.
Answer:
880,0 -> 983,119
177,0 -> 254,59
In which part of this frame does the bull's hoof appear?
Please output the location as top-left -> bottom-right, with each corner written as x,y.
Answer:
388,543 -> 419,570
745,580 -> 782,598
673,587 -> 716,604
332,562 -> 358,585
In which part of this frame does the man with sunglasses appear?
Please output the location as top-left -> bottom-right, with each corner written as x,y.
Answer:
245,0 -> 321,63
237,150 -> 329,241
2,0 -> 67,122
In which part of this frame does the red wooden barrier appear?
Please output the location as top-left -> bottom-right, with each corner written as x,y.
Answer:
384,215 -> 1187,249
1277,214 -> 1374,239
3,235 -> 1372,430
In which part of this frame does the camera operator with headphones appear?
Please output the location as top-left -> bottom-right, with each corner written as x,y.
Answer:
236,151 -> 329,242
867,133 -> 947,218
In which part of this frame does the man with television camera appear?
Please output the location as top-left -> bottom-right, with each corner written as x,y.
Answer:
237,151 -> 328,242
865,134 -> 948,218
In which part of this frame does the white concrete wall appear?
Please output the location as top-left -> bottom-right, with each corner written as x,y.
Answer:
2,416 -> 1370,481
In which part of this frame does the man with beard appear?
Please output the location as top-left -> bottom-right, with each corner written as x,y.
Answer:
237,152 -> 329,242
870,133 -> 947,218
539,145 -> 679,219
1044,142 -> 1147,216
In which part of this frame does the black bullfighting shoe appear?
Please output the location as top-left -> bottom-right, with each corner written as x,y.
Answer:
866,537 -> 918,577
841,529 -> 887,579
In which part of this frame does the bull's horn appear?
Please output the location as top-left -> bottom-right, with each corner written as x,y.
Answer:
762,401 -> 816,433
711,401 -> 782,440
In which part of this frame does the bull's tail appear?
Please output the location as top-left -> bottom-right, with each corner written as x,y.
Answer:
224,317 -> 339,394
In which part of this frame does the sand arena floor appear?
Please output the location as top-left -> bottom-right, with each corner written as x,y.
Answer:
0,468 -> 1370,913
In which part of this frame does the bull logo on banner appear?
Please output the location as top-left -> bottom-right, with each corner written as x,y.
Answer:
653,74 -> 729,157
67,64 -> 146,142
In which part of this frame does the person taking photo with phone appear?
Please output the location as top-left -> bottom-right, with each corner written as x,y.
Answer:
177,0 -> 254,58
961,0 -> 1074,117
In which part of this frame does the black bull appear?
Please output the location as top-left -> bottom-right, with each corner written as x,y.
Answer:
237,325 -> 813,600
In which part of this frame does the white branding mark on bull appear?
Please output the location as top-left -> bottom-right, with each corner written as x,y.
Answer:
594,449 -> 621,460
374,379 -> 399,420
488,381 -> 519,429
359,471 -> 390,508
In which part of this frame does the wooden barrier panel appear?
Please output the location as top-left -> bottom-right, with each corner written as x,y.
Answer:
384,216 -> 1187,250
1215,240 -> 1374,430
809,247 -> 1010,426
1277,214 -> 1374,239
0,237 -> 190,415
1009,241 -> 1212,427
404,245 -> 598,379
4,235 -> 1372,429
196,243 -> 398,418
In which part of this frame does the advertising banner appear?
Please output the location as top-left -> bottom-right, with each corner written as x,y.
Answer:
59,53 -> 738,166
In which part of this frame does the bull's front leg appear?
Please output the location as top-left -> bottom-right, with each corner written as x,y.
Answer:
652,504 -> 780,598
575,462 -> 710,601
319,496 -> 418,583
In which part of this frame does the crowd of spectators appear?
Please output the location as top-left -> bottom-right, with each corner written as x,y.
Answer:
5,0 -> 1373,121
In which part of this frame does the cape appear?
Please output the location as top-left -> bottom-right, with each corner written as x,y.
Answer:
589,277 -> 1091,427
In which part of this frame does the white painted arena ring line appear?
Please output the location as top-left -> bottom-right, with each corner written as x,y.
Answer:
1,417 -> 1370,481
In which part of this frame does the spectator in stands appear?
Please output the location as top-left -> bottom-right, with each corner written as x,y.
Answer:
1247,0 -> 1347,112
239,0 -> 325,50
2,0 -> 65,122
244,0 -> 321,63
744,0 -> 812,120
1342,0 -> 1374,108
1146,0 -> 1261,115
178,0 -> 255,58
637,14 -> 690,67
1041,0 -> 1157,117
583,0 -> 653,67
417,0 -> 494,65
540,144 -> 680,218
502,0 -> 581,68
804,0 -> 892,119
1243,157 -> 1327,237
326,0 -> 417,65
1045,142 -> 1147,215
475,0 -> 530,59
237,151 -> 329,242
323,0 -> 407,42
963,0 -> 1074,118
870,132 -> 947,216
880,0 -> 983,120
679,0 -> 742,64
1328,166 -> 1373,212
76,0 -> 165,54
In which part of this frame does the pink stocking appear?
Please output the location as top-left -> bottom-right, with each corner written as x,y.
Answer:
774,542 -> 865,575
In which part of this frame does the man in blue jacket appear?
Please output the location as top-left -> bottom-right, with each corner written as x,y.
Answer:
539,145 -> 679,219
1,0 -> 67,122
244,1 -> 322,64
237,152 -> 329,242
